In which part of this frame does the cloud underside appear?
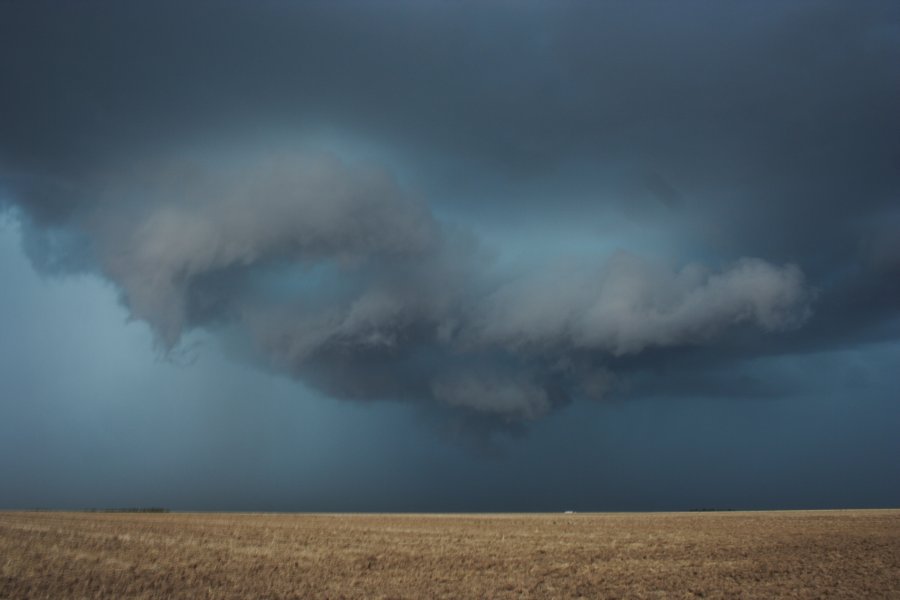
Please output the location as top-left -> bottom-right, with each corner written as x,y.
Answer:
8,153 -> 811,420
1,1 -> 897,425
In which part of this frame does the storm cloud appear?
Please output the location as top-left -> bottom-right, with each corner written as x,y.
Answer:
1,1 -> 897,426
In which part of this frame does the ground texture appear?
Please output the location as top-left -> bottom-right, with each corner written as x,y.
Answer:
1,510 -> 899,599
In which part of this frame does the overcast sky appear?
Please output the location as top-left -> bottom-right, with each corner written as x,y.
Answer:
1,1 -> 898,511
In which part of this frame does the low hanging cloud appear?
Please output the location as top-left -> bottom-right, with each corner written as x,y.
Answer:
432,374 -> 553,421
89,154 -> 439,347
3,1 -> 894,428
469,254 -> 810,356
2,149 -> 813,421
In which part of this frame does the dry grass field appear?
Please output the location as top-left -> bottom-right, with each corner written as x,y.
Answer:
1,510 -> 899,599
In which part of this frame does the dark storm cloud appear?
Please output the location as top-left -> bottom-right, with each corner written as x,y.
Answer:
2,150 -> 811,420
1,1 -> 897,422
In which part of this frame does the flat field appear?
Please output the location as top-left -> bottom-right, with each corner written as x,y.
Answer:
1,510 -> 899,599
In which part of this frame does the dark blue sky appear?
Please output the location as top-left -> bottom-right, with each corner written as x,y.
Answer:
1,1 -> 898,511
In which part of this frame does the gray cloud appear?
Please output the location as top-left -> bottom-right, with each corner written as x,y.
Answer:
1,145 -> 812,421
432,374 -> 552,421
467,254 -> 809,356
0,1 -> 896,428
85,153 -> 439,347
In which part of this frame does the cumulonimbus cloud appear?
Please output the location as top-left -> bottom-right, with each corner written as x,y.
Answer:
14,1 -> 898,427
1,149 -> 814,421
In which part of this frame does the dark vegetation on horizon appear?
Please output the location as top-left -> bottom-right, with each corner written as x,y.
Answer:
85,508 -> 170,513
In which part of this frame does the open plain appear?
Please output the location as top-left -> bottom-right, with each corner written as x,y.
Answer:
1,509 -> 899,599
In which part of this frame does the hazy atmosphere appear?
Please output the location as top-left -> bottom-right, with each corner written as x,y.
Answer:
1,1 -> 898,511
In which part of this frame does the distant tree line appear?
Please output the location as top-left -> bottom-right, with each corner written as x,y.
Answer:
82,508 -> 171,513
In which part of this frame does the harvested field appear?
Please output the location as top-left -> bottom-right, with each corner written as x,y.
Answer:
1,509 -> 899,599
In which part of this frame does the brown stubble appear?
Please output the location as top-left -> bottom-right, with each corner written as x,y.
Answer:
1,510 -> 899,599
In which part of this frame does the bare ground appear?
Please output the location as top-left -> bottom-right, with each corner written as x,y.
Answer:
1,509 -> 899,599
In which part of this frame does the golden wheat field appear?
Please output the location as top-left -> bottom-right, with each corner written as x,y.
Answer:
1,509 -> 899,599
